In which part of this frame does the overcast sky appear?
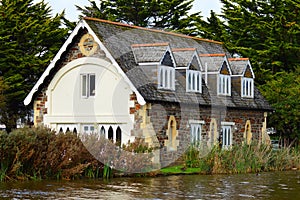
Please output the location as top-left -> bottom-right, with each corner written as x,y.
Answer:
33,0 -> 222,22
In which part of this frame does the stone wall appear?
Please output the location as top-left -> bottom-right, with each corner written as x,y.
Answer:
145,101 -> 265,167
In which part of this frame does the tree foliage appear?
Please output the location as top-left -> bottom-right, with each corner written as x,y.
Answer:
76,0 -> 203,34
259,70 -> 300,139
220,0 -> 300,83
200,0 -> 300,139
0,0 -> 69,132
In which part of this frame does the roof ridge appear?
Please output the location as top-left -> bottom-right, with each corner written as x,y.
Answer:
172,48 -> 196,52
199,53 -> 225,57
228,58 -> 249,61
131,42 -> 169,47
83,17 -> 223,45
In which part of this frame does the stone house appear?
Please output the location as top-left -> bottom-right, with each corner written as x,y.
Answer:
24,18 -> 272,167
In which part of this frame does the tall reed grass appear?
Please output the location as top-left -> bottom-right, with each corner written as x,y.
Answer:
184,142 -> 300,174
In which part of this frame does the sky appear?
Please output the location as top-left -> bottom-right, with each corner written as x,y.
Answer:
33,0 -> 222,22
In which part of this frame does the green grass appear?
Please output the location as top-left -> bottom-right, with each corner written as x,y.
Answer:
160,165 -> 202,175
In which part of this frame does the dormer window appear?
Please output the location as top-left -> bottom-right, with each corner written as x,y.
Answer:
218,61 -> 231,96
242,77 -> 254,98
158,65 -> 175,90
218,74 -> 231,95
187,70 -> 202,93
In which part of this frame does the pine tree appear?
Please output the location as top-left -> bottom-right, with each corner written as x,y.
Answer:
197,10 -> 227,42
0,0 -> 69,132
220,0 -> 300,83
77,0 -> 203,34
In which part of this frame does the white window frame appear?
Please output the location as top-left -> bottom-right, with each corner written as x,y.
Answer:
218,74 -> 231,96
189,120 -> 204,145
221,125 -> 232,149
81,73 -> 96,98
241,77 -> 254,98
186,70 -> 202,93
82,124 -> 96,134
158,65 -> 175,90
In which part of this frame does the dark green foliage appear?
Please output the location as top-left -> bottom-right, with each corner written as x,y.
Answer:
259,70 -> 300,139
0,0 -> 69,132
77,0 -> 204,34
199,0 -> 300,140
220,0 -> 300,82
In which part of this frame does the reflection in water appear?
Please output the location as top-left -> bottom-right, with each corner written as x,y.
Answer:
0,171 -> 299,199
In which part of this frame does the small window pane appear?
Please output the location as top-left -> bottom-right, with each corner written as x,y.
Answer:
89,74 -> 95,96
81,75 -> 87,97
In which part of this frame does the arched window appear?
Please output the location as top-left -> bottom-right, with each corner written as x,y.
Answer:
100,126 -> 105,135
116,127 -> 122,146
165,116 -> 178,151
108,126 -> 113,141
244,120 -> 252,145
73,128 -> 77,134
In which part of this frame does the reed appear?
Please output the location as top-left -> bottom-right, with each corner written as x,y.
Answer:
184,142 -> 300,174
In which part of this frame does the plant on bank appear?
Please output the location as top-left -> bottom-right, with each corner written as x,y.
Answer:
183,142 -> 300,174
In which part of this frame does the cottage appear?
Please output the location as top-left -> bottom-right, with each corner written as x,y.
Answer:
24,18 -> 272,167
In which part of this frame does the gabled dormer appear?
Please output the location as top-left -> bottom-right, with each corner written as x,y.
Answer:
131,43 -> 176,90
229,58 -> 255,98
173,48 -> 202,93
199,54 -> 232,96
218,59 -> 232,96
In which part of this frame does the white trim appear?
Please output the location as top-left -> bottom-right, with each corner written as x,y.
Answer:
219,57 -> 232,75
189,120 -> 205,124
82,20 -> 146,105
138,62 -> 160,66
187,51 -> 203,71
160,46 -> 177,68
24,20 -> 146,106
158,65 -> 175,90
186,69 -> 202,93
242,60 -> 255,79
175,67 -> 188,70
24,21 -> 86,106
217,74 -> 231,96
241,77 -> 254,98
221,121 -> 235,126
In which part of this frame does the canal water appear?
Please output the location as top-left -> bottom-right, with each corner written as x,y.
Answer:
0,171 -> 299,199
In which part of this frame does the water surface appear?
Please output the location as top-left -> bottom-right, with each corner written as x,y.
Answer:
0,171 -> 299,199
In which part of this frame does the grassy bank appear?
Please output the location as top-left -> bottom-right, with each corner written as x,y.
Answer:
160,143 -> 300,175
1,127 -> 299,181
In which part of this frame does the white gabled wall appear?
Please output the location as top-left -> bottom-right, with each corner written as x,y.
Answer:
44,57 -> 135,144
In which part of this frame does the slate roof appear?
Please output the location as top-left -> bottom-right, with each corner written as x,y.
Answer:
199,54 -> 226,72
131,43 -> 170,63
229,58 -> 250,75
25,17 -> 272,111
172,48 -> 197,68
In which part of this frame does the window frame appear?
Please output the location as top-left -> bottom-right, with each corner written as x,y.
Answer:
218,74 -> 231,96
186,70 -> 202,93
241,77 -> 254,98
190,123 -> 202,145
81,73 -> 96,98
221,125 -> 232,149
158,65 -> 175,90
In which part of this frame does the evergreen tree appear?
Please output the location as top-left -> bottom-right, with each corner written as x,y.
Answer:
197,10 -> 227,42
259,70 -> 300,140
77,0 -> 203,34
220,0 -> 300,83
0,0 -> 69,132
